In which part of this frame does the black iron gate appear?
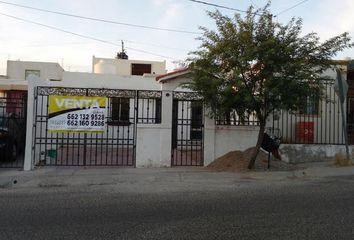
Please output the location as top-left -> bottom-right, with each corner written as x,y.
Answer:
347,97 -> 354,144
171,92 -> 204,166
33,87 -> 139,167
0,90 -> 27,168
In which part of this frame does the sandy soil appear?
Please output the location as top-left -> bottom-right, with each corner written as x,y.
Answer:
206,147 -> 297,172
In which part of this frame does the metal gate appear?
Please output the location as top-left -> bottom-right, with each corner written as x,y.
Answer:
0,90 -> 27,168
348,97 -> 354,144
33,87 -> 140,167
171,92 -> 204,166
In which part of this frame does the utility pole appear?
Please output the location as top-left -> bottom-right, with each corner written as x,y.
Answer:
335,68 -> 350,160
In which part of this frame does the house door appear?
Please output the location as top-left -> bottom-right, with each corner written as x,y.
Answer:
171,92 -> 204,166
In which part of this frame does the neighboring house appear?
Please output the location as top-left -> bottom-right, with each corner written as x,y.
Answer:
156,68 -> 191,90
6,60 -> 64,80
0,57 -> 352,170
0,60 -> 64,168
0,60 -> 64,92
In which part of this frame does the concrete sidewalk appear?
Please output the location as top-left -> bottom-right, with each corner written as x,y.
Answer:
1,161 -> 354,190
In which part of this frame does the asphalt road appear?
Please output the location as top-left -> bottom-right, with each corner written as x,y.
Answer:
1,176 -> 354,240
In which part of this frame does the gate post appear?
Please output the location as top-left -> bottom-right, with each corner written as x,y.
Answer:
23,76 -> 38,170
160,90 -> 173,167
203,115 -> 216,166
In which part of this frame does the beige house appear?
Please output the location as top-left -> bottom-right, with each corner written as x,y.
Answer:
6,60 -> 64,80
0,60 -> 64,91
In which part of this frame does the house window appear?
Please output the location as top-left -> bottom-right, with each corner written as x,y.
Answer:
299,95 -> 319,115
109,98 -> 130,125
25,70 -> 40,80
131,64 -> 151,76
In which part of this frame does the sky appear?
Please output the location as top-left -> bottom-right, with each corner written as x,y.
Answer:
0,0 -> 354,75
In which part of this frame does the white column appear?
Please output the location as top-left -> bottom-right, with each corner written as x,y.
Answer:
135,124 -> 162,167
23,76 -> 37,170
135,91 -> 173,168
203,113 -> 216,166
159,90 -> 173,167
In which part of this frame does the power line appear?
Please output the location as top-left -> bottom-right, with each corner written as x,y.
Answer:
187,0 -> 248,13
249,0 -> 260,8
189,0 -> 308,18
0,0 -> 200,35
122,39 -> 191,52
0,12 -> 182,60
187,0 -> 263,16
275,0 -> 309,16
18,40 -> 191,52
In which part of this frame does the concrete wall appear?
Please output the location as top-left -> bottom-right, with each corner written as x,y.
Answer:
92,57 -> 166,76
136,125 -> 163,167
6,60 -> 64,80
214,126 -> 259,160
280,144 -> 353,163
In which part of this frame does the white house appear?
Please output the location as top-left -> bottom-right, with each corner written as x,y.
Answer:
92,56 -> 167,76
0,57 -> 352,170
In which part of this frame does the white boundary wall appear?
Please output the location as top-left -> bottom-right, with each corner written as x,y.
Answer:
23,75 -> 262,170
21,70 -> 351,170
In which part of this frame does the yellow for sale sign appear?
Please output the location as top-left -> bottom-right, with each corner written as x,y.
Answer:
48,95 -> 107,132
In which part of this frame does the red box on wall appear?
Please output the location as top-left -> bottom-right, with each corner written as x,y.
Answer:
295,122 -> 314,143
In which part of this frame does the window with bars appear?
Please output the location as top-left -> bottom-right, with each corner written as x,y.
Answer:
109,97 -> 130,125
299,95 -> 320,115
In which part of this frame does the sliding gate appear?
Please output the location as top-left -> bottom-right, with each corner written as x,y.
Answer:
33,87 -> 138,167
171,92 -> 204,166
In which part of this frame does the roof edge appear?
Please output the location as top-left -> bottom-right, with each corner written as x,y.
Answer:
156,68 -> 190,82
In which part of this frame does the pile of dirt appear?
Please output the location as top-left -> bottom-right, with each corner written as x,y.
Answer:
207,150 -> 248,172
243,147 -> 269,162
206,147 -> 287,172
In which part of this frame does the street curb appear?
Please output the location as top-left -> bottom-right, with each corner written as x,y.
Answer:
0,164 -> 354,189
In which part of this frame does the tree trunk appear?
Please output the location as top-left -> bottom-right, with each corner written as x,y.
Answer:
248,122 -> 266,169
